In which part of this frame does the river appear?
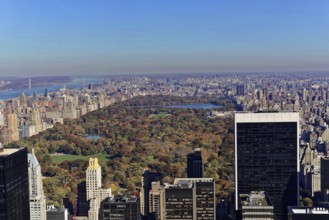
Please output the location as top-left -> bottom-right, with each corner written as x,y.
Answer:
0,76 -> 104,100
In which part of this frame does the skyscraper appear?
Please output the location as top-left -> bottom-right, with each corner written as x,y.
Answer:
239,191 -> 274,220
321,156 -> 329,201
149,181 -> 163,220
161,178 -> 216,220
302,88 -> 308,102
77,181 -> 90,217
31,108 -> 42,134
236,84 -> 245,96
28,149 -> 47,220
187,148 -> 203,178
86,158 -> 112,220
140,170 -> 162,219
46,207 -> 69,220
87,158 -> 102,200
101,196 -> 141,220
162,183 -> 194,220
235,112 -> 299,220
6,113 -> 19,142
28,78 -> 32,89
0,146 -> 30,220
19,91 -> 27,106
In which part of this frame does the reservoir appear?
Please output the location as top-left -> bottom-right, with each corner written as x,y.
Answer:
169,103 -> 223,109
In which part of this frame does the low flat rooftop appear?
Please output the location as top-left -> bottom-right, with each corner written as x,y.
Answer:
240,191 -> 272,207
289,207 -> 329,214
109,196 -> 139,203
174,178 -> 214,184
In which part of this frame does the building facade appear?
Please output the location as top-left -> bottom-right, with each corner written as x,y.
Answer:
187,148 -> 203,178
28,149 -> 47,220
321,156 -> 329,201
77,181 -> 90,217
237,85 -> 245,96
149,181 -> 163,220
46,207 -> 69,220
239,191 -> 274,220
86,158 -> 112,220
288,207 -> 329,220
163,184 -> 194,220
235,112 -> 299,220
101,196 -> 141,220
140,170 -> 162,219
0,147 -> 30,220
6,113 -> 19,142
161,178 -> 215,220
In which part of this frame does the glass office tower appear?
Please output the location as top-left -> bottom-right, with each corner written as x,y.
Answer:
235,112 -> 299,220
0,147 -> 29,220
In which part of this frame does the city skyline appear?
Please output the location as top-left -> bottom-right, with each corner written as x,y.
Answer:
1,72 -> 329,219
0,0 -> 329,76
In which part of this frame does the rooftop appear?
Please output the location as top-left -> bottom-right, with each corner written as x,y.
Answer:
109,196 -> 139,203
235,111 -> 299,123
0,148 -> 20,156
240,191 -> 272,207
28,149 -> 40,166
174,178 -> 214,184
87,158 -> 100,170
289,207 -> 329,214
322,156 -> 329,160
47,207 -> 67,213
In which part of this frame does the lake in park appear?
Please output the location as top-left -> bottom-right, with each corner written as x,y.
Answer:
169,103 -> 223,109
86,135 -> 101,141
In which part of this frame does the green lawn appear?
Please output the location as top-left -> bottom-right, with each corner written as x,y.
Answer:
149,112 -> 170,119
51,153 -> 113,163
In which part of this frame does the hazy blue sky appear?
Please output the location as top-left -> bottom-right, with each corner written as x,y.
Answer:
0,0 -> 328,76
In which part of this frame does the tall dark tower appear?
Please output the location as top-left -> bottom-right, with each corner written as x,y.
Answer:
76,181 -> 89,216
321,156 -> 329,201
187,148 -> 203,178
235,112 -> 299,220
236,84 -> 245,96
0,146 -> 30,220
140,170 -> 162,219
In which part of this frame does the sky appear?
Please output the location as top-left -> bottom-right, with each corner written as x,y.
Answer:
0,0 -> 329,77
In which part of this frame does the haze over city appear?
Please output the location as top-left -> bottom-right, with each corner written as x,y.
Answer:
1,0 -> 329,77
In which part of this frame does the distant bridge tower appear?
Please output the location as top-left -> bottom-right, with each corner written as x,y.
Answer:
28,78 -> 32,89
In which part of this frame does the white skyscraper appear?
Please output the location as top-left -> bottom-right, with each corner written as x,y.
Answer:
28,149 -> 47,220
86,158 -> 112,220
32,108 -> 42,134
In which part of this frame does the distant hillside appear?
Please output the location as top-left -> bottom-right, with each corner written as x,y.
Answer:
8,95 -> 235,206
